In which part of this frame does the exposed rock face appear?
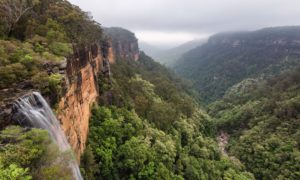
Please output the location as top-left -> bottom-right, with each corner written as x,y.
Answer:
0,27 -> 137,161
103,27 -> 140,61
208,26 -> 300,53
57,44 -> 114,160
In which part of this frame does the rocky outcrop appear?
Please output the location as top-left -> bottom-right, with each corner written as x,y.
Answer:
208,26 -> 300,53
103,27 -> 140,61
0,27 -> 137,161
57,43 -> 114,160
55,31 -> 137,158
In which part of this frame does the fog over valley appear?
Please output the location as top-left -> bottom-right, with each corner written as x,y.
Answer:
1,0 -> 300,179
69,0 -> 300,48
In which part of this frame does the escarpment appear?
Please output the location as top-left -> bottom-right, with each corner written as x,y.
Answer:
0,27 -> 140,160
104,27 -> 140,61
57,43 -> 114,159
58,29 -> 140,158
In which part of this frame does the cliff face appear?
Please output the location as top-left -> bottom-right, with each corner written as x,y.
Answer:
58,44 -> 114,159
58,30 -> 140,158
0,28 -> 139,160
208,27 -> 300,52
103,27 -> 140,61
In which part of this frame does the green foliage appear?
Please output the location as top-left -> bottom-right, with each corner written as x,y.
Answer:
174,27 -> 300,103
0,126 -> 73,179
83,54 -> 252,179
209,67 -> 300,179
20,54 -> 34,70
0,63 -> 27,88
0,38 -> 65,91
48,73 -> 62,91
0,164 -> 31,180
48,42 -> 72,56
80,146 -> 99,180
0,0 -> 101,92
84,106 -> 252,179
31,73 -> 62,105
105,53 -> 197,123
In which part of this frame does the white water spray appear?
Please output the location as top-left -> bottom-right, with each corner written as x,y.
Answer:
14,92 -> 83,180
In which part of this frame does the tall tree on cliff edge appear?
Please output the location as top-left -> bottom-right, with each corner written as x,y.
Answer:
0,0 -> 40,37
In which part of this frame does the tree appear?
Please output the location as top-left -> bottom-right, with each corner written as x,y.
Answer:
80,146 -> 99,180
0,164 -> 31,180
0,0 -> 40,36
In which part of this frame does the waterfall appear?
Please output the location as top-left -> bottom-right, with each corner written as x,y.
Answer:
14,92 -> 83,180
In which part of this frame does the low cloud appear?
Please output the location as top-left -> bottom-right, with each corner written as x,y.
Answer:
69,0 -> 300,48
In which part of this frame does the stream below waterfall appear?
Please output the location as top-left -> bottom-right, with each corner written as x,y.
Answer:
217,131 -> 230,156
217,131 -> 241,163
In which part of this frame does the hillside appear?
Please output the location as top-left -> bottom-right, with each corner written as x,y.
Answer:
174,26 -> 300,103
208,66 -> 300,179
81,51 -> 254,179
0,1 -> 253,179
1,0 -> 300,179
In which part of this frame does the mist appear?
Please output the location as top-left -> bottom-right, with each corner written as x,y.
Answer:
69,0 -> 300,48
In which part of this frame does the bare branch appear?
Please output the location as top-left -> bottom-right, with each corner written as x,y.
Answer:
0,0 -> 35,36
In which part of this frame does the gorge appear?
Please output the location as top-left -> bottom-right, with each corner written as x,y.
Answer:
0,0 -> 300,179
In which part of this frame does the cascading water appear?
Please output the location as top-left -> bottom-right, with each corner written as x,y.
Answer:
14,92 -> 83,180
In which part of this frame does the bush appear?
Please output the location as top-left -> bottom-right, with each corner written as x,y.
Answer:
20,54 -> 34,70
0,126 -> 73,179
8,49 -> 26,63
0,63 -> 28,88
0,164 -> 31,180
49,42 -> 72,56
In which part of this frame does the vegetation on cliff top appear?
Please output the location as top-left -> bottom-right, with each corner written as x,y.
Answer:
0,0 -> 104,178
1,1 -> 300,180
0,0 -> 103,104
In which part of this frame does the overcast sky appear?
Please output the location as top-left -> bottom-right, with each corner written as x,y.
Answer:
69,0 -> 300,49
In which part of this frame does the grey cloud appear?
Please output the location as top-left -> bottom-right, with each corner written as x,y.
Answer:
69,0 -> 300,47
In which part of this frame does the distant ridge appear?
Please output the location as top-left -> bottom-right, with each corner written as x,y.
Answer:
173,26 -> 300,103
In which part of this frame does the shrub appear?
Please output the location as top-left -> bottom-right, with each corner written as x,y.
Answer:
31,72 -> 50,93
34,43 -> 46,54
8,49 -> 26,63
0,63 -> 27,88
49,42 -> 72,56
0,164 -> 31,180
20,54 -> 34,70
0,126 -> 73,179
48,73 -> 63,105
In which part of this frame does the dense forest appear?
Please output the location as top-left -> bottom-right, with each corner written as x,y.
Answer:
172,27 -> 300,179
208,67 -> 300,179
174,27 -> 300,103
0,0 -> 300,180
81,53 -> 254,179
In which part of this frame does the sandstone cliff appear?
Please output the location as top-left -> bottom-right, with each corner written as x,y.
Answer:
0,28 -> 140,160
58,30 -> 140,158
104,27 -> 140,61
57,43 -> 114,159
